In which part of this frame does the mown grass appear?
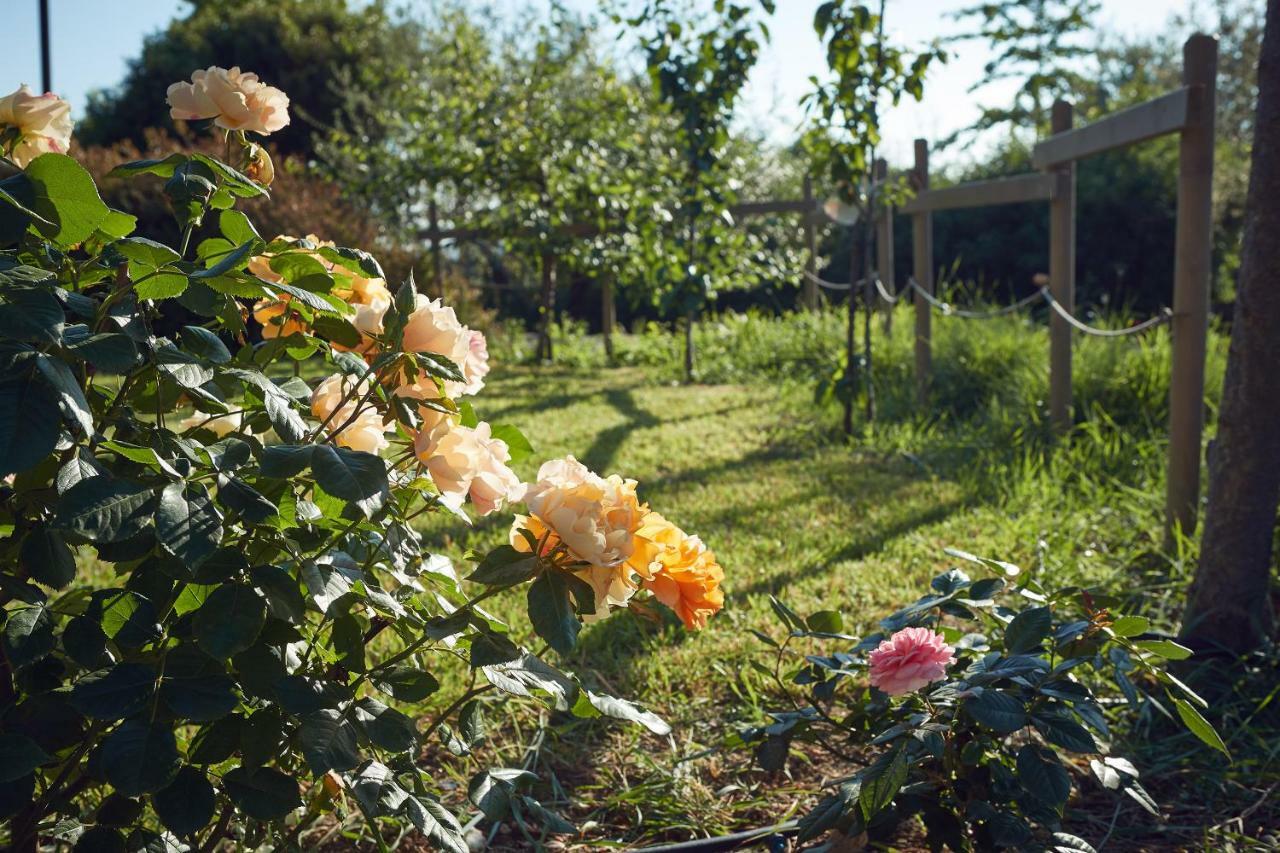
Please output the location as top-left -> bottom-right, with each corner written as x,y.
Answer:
404,305 -> 1278,850
74,303 -> 1278,849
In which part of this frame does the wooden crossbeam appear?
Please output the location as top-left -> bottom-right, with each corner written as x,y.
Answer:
1032,87 -> 1195,169
900,173 -> 1055,213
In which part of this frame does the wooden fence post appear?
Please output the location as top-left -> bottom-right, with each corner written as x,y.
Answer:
1166,33 -> 1218,540
429,199 -> 442,298
803,175 -> 818,310
911,139 -> 933,406
875,158 -> 895,335
1049,100 -> 1076,435
601,273 -> 616,362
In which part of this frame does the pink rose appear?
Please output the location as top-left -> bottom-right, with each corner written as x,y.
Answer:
868,627 -> 954,696
166,66 -> 290,136
0,85 -> 73,167
456,329 -> 490,396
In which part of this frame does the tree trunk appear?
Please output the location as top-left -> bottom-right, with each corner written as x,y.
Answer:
842,224 -> 862,436
602,274 -> 616,363
538,251 -> 556,362
1182,2 -> 1280,654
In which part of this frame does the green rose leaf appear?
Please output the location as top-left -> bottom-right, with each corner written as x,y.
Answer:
965,689 -> 1029,734
298,708 -> 363,774
152,766 -> 216,836
2,603 -> 55,670
1016,744 -> 1071,808
1004,606 -> 1052,654
69,664 -> 156,720
194,583 -> 267,659
0,372 -> 60,476
19,528 -> 77,588
0,734 -> 50,783
371,666 -> 440,703
55,476 -> 156,543
155,482 -> 224,568
7,153 -> 111,247
222,766 -> 301,820
527,571 -> 580,656
311,444 -> 390,517
0,286 -> 63,344
100,720 -> 181,796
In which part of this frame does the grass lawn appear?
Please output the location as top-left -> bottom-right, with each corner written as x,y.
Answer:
409,353 -> 1263,850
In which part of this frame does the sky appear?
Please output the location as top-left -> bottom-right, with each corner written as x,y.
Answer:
2,0 -> 1202,169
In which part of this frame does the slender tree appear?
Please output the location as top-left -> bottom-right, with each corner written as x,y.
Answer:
1181,0 -> 1280,655
806,0 -> 943,433
631,0 -> 773,381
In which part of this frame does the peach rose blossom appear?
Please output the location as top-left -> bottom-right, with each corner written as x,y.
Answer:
310,373 -> 391,454
249,236 -> 391,347
0,85 -> 73,168
635,513 -> 725,630
166,66 -> 290,136
508,513 -> 636,620
400,296 -> 485,397
456,329 -> 490,396
868,627 -> 955,696
252,295 -> 307,339
413,420 -> 521,516
178,410 -> 243,437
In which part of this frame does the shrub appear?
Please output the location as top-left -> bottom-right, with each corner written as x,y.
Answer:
0,77 -> 722,850
741,550 -> 1226,851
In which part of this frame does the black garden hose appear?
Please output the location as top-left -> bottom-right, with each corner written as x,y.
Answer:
631,820 -> 799,853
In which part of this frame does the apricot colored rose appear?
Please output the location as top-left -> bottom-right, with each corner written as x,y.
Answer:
166,66 -> 289,136
0,85 -> 73,167
636,513 -> 725,630
414,419 -> 522,516
310,373 -> 391,454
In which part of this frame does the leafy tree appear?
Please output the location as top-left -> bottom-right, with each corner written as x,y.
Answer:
78,0 -> 424,156
630,0 -> 774,380
947,0 -> 1099,140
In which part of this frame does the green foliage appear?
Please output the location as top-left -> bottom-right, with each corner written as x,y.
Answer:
948,0 -> 1100,139
742,556 -> 1227,850
0,138 -> 668,848
78,0 -> 425,156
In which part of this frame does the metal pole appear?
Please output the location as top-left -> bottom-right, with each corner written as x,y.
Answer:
39,0 -> 52,93
1048,100 -> 1077,434
1166,34 -> 1218,540
911,139 -> 933,406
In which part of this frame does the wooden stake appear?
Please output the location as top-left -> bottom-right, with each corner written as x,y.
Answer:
803,175 -> 818,310
1166,34 -> 1218,539
429,199 -> 442,298
602,274 -> 616,362
538,251 -> 556,362
911,139 -> 933,406
1048,100 -> 1076,434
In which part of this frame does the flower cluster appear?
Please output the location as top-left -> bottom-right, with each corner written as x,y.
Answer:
0,84 -> 73,168
511,456 -> 724,629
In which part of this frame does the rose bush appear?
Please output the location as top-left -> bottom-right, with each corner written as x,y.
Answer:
0,71 -> 722,851
741,550 -> 1226,852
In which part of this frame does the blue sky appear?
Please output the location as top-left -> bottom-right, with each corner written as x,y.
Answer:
3,0 -> 1198,169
